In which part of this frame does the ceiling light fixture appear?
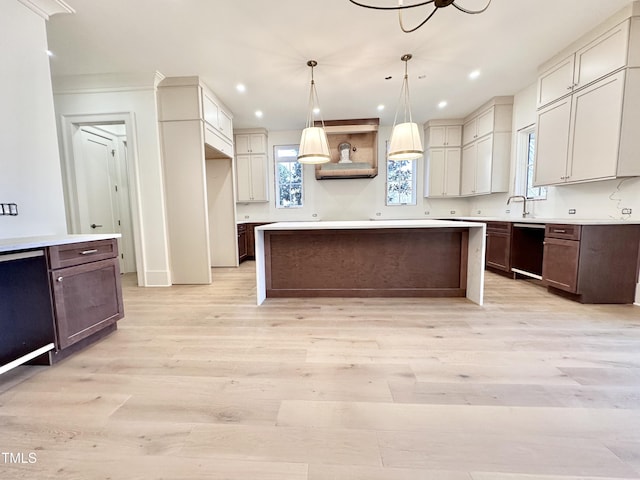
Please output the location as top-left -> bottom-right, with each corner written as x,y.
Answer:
438,100 -> 448,109
255,110 -> 263,118
236,83 -> 246,92
347,0 -> 492,33
469,69 -> 481,79
388,54 -> 423,161
298,60 -> 331,164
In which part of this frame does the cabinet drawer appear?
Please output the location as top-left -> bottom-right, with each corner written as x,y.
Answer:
48,239 -> 118,269
486,221 -> 512,234
545,224 -> 581,240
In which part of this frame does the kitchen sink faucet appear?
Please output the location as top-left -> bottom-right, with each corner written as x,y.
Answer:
507,195 -> 530,218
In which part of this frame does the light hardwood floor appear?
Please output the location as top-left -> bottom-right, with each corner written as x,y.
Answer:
2,262 -> 640,479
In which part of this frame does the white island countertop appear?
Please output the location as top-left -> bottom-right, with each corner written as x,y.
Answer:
0,234 -> 121,254
258,219 -> 486,230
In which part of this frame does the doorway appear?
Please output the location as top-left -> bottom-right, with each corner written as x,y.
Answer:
60,113 -> 144,284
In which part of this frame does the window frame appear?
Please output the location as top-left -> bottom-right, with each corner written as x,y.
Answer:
385,142 -> 418,206
274,144 -> 304,209
516,125 -> 547,200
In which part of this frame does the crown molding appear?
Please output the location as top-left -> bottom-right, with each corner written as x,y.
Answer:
17,0 -> 75,20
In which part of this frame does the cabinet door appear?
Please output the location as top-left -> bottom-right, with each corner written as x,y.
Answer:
537,55 -> 575,108
444,148 -> 461,196
249,154 -> 269,202
428,126 -> 447,148
426,148 -> 446,197
202,93 -> 219,128
486,232 -> 511,272
476,108 -> 494,139
218,109 -> 233,140
235,154 -> 252,201
249,134 -> 267,154
50,258 -> 123,349
542,238 -> 580,293
474,135 -> 493,195
460,143 -> 476,195
463,118 -> 477,146
568,71 -> 625,183
237,225 -> 248,262
235,135 -> 251,155
445,125 -> 462,147
574,20 -> 629,90
534,97 -> 572,186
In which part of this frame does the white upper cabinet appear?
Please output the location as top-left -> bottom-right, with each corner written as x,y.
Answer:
427,125 -> 462,147
202,90 -> 233,142
235,133 -> 267,155
426,147 -> 461,197
234,130 -> 269,203
537,18 -> 631,109
459,97 -> 512,196
534,6 -> 640,186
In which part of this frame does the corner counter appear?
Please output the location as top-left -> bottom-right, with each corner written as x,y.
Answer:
255,220 -> 486,306
1,234 -> 124,376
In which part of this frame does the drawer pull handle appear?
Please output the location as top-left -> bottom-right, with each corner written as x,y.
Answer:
57,276 -> 63,282
80,249 -> 99,255
554,229 -> 566,233
90,223 -> 103,229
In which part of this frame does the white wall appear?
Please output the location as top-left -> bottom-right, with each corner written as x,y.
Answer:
52,75 -> 172,286
0,1 -> 67,238
236,127 -> 469,222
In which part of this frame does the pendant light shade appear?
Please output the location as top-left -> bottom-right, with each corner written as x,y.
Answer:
299,126 -> 331,164
298,60 -> 330,164
388,54 -> 423,161
388,122 -> 423,161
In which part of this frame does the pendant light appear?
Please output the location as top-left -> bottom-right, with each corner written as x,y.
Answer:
298,60 -> 331,164
388,54 -> 423,161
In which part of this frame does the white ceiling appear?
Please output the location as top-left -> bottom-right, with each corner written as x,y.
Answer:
46,0 -> 633,131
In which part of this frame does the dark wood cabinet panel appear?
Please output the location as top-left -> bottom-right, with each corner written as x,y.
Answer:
237,224 -> 248,263
542,224 -> 640,303
50,257 -> 124,349
485,222 -> 512,273
542,237 -> 580,293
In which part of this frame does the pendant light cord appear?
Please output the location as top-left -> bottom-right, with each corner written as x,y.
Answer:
392,55 -> 414,127
306,61 -> 326,129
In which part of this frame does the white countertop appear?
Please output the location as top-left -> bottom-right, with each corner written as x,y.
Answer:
257,219 -> 486,230
0,234 -> 121,254
445,216 -> 640,225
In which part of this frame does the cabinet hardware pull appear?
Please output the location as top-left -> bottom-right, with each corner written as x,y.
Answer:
90,223 -> 103,229
57,276 -> 63,282
554,229 -> 566,233
80,249 -> 98,255
567,85 -> 573,90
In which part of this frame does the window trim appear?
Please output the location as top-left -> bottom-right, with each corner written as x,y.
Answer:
516,124 -> 547,200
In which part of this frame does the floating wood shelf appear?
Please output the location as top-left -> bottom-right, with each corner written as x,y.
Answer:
314,118 -> 379,180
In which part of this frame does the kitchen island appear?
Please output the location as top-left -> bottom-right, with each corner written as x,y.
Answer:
255,220 -> 486,305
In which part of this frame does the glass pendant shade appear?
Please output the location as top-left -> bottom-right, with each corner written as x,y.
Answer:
388,122 -> 423,161
298,126 -> 331,164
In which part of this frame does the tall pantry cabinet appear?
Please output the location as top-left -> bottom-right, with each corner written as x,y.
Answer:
157,77 -> 238,284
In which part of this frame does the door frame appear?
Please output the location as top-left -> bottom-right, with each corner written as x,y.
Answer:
59,112 -> 145,286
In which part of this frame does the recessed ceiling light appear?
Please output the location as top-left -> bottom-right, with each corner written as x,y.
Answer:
438,100 -> 448,109
46,50 -> 53,57
377,104 -> 385,112
255,110 -> 263,118
469,70 -> 481,80
236,83 -> 246,93
313,107 -> 320,115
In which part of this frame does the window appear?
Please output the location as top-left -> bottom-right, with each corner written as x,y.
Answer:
275,145 -> 303,208
518,125 -> 547,200
386,146 -> 417,206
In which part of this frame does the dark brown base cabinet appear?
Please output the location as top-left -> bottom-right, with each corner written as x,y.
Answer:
542,224 -> 640,304
237,224 -> 248,263
485,222 -> 512,273
47,239 -> 124,360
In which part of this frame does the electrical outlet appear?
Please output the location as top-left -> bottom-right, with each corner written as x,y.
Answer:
424,211 -> 430,215
505,209 -> 510,214
622,208 -> 632,215
244,215 -> 250,219
568,209 -> 576,214
450,210 -> 456,215
312,213 -> 318,217
477,210 -> 481,215
375,212 -> 381,216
